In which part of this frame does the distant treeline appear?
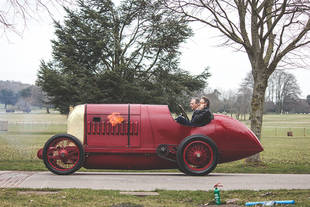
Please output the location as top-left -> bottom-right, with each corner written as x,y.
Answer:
0,80 -> 51,113
1,79 -> 309,116
202,71 -> 310,119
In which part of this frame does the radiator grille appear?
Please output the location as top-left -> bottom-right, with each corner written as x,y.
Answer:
87,120 -> 138,136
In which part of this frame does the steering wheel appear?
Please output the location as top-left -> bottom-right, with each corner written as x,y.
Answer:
177,104 -> 190,123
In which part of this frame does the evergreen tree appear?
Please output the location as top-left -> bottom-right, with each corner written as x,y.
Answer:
37,0 -> 209,113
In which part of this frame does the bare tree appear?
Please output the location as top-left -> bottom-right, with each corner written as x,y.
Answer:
221,89 -> 238,116
241,70 -> 301,113
206,89 -> 222,112
268,70 -> 301,113
237,79 -> 252,120
0,0 -> 74,35
165,0 -> 310,162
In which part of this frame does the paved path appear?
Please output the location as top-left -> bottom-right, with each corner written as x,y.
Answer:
1,171 -> 310,191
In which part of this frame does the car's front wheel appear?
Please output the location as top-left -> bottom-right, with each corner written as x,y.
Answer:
177,135 -> 218,176
43,134 -> 84,175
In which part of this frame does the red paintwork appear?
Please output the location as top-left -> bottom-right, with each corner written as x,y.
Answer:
38,104 -> 263,172
82,104 -> 263,170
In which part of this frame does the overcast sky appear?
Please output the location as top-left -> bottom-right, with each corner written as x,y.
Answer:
1,4 -> 310,98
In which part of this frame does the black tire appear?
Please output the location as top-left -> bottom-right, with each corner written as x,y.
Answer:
43,134 -> 84,175
177,135 -> 218,176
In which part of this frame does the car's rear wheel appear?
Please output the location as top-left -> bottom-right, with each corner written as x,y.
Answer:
177,135 -> 218,176
43,134 -> 84,175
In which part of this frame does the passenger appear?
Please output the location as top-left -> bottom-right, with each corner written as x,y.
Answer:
191,96 -> 214,127
175,98 -> 200,126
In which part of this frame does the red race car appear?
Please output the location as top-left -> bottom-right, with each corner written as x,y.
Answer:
37,104 -> 263,176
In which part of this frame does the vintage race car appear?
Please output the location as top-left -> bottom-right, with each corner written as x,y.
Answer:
37,104 -> 263,176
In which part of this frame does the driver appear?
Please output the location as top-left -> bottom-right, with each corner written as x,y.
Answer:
191,96 -> 214,126
175,98 -> 200,126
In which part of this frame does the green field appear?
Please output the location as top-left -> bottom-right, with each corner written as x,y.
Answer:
215,113 -> 310,174
1,112 -> 310,206
0,188 -> 309,207
0,112 -> 310,173
0,113 -> 67,171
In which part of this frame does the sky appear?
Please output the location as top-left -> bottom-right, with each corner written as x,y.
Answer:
1,4 -> 310,98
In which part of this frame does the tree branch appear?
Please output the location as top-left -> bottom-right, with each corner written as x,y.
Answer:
262,0 -> 287,41
236,0 -> 252,51
270,19 -> 310,74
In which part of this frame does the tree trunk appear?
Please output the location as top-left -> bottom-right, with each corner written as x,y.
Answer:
246,72 -> 268,163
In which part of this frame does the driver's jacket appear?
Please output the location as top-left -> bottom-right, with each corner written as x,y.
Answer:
191,107 -> 214,127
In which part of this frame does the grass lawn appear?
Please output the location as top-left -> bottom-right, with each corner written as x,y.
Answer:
215,113 -> 310,174
0,112 -> 310,206
0,112 -> 310,173
0,188 -> 309,207
0,112 -> 67,171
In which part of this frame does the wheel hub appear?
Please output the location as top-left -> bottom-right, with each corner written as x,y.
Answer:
184,141 -> 213,170
59,149 -> 69,159
194,152 -> 201,158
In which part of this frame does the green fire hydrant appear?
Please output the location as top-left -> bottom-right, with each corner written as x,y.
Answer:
214,183 -> 223,205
